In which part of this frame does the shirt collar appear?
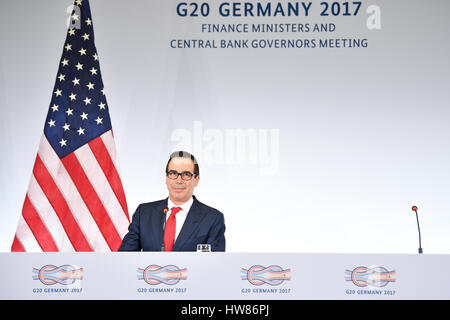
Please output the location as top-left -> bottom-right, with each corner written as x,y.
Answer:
167,197 -> 193,215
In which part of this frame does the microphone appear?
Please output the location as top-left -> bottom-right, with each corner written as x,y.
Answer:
411,206 -> 423,254
161,208 -> 168,251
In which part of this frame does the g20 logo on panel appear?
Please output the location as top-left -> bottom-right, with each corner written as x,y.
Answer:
345,266 -> 396,287
241,265 -> 291,286
32,264 -> 83,286
137,265 -> 188,285
345,265 -> 397,297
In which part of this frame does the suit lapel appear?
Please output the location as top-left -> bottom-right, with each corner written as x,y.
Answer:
173,196 -> 205,250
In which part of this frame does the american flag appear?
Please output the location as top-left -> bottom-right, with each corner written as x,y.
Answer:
11,0 -> 130,252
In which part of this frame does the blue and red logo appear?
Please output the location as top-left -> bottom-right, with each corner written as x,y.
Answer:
137,265 -> 187,285
32,265 -> 83,285
241,265 -> 291,286
345,266 -> 396,287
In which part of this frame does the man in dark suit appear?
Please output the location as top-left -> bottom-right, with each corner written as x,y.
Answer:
118,151 -> 225,252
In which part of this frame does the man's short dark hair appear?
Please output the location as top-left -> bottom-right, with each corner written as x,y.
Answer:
165,151 -> 200,176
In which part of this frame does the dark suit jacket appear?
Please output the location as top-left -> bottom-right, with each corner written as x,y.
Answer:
118,196 -> 225,252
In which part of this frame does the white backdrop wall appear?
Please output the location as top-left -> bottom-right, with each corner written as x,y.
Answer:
1,0 -> 449,253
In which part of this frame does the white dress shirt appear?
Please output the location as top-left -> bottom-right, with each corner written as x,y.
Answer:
166,197 -> 193,242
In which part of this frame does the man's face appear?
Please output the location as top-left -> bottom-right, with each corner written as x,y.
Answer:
166,157 -> 199,205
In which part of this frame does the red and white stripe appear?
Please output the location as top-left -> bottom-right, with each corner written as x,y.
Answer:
11,130 -> 129,252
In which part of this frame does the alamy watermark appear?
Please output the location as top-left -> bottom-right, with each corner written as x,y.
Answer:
66,4 -> 81,29
171,121 -> 280,175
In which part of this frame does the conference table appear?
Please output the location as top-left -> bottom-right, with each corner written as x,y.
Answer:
1,252 -> 449,300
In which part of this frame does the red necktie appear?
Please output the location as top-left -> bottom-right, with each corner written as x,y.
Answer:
164,207 -> 182,252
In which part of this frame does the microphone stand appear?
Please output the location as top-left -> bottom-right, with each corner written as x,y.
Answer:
412,206 -> 423,254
